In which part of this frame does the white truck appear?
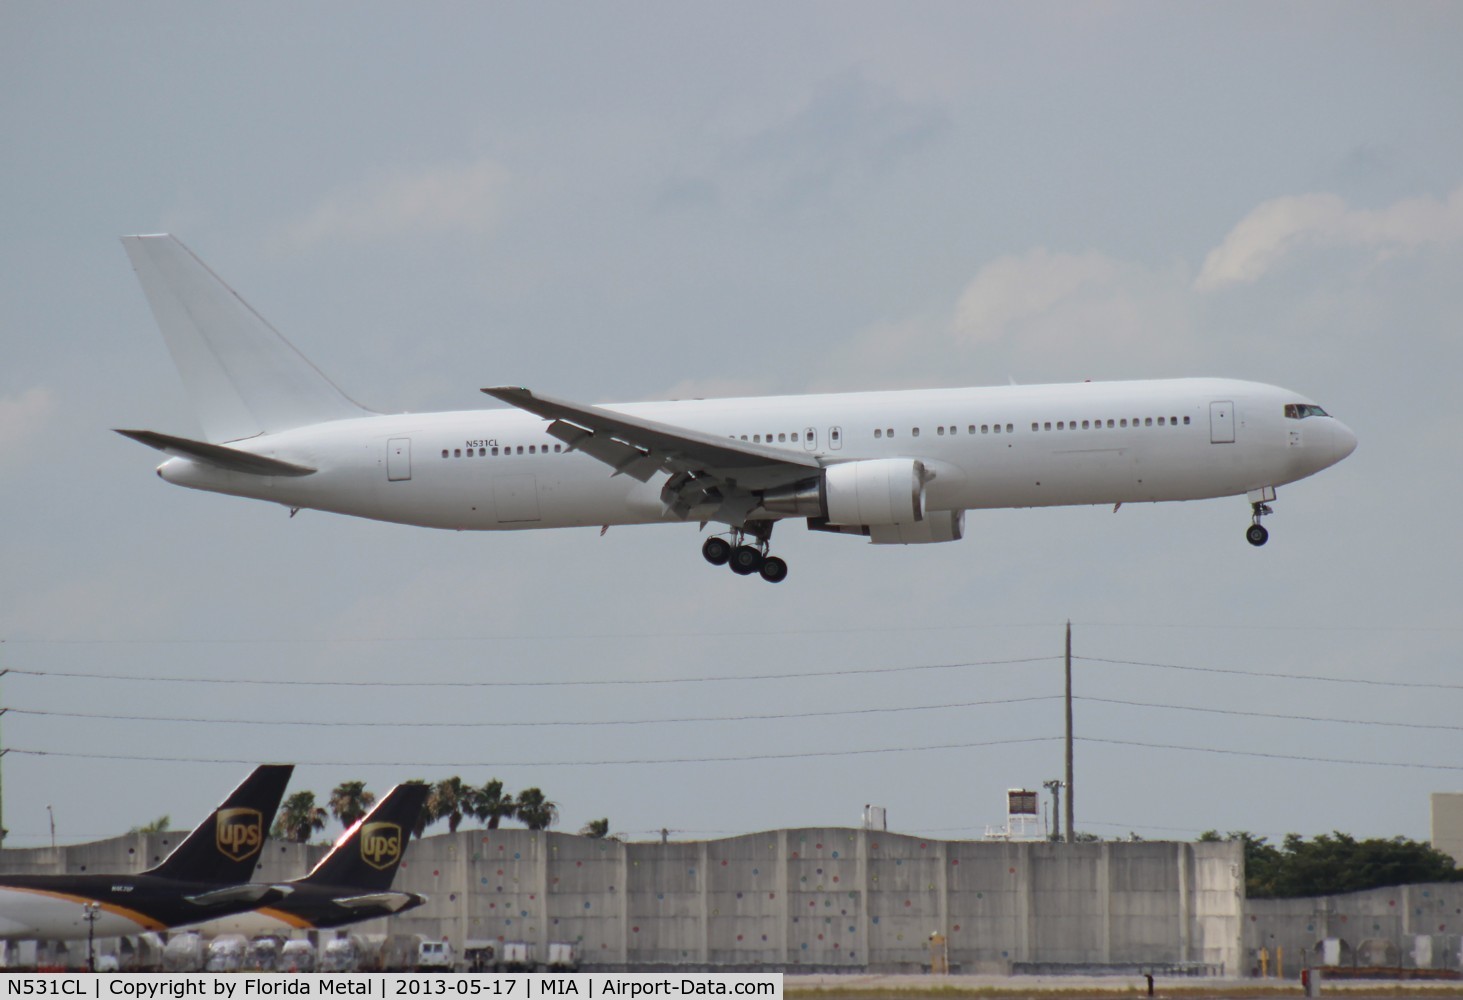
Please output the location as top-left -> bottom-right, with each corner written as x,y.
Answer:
546,942 -> 580,971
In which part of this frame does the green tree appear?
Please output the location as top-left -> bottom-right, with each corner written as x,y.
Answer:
472,779 -> 517,830
328,781 -> 376,828
580,818 -> 611,839
130,815 -> 171,834
274,791 -> 328,843
515,788 -> 558,831
430,776 -> 473,834
1200,829 -> 1460,899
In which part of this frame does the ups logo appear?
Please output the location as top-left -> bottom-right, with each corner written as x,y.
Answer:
215,808 -> 264,862
361,822 -> 403,871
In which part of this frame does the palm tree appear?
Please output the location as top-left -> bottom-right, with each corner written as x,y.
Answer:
515,788 -> 558,831
130,815 -> 171,834
579,818 -> 610,839
429,776 -> 473,834
274,791 -> 328,843
406,780 -> 432,839
473,779 -> 516,829
328,781 -> 376,828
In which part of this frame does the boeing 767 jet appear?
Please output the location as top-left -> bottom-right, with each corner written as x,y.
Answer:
117,235 -> 1356,583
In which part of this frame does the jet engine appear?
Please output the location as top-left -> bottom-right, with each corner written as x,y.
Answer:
760,458 -> 926,525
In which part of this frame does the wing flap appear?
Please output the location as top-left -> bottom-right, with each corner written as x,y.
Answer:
546,419 -> 661,483
115,429 -> 316,477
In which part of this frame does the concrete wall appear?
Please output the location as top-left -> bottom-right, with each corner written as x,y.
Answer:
0,832 -> 316,882
384,830 -> 1243,973
1,829 -> 1244,974
1246,882 -> 1463,974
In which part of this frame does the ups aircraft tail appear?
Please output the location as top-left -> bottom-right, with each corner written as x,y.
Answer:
120,234 -> 372,444
145,764 -> 294,883
299,782 -> 430,891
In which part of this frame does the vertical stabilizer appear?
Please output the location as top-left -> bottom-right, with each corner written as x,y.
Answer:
299,783 -> 430,890
146,764 -> 294,883
122,235 -> 372,443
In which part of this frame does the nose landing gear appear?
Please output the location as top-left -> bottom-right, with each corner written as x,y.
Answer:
1246,502 -> 1273,547
702,525 -> 788,583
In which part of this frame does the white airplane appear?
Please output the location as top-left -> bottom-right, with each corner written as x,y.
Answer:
118,235 -> 1357,583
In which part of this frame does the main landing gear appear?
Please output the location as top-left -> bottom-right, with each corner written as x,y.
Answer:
701,525 -> 788,583
1246,501 -> 1273,547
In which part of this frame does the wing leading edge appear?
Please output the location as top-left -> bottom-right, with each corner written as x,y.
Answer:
482,386 -> 822,524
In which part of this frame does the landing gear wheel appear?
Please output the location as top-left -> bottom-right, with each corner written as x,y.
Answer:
702,536 -> 732,566
1246,523 -> 1269,547
729,545 -> 764,575
759,556 -> 789,584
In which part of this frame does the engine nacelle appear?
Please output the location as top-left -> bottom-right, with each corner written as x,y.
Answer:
761,458 -> 926,526
870,510 -> 965,544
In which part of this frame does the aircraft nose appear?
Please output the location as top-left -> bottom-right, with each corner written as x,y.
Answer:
1333,419 -> 1358,461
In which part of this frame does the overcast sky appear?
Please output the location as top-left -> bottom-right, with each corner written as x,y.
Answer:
2,3 -> 1461,852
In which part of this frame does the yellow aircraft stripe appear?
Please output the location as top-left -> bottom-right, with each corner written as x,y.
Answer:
255,907 -> 315,929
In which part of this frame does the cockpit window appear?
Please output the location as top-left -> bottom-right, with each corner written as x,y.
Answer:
1284,403 -> 1329,419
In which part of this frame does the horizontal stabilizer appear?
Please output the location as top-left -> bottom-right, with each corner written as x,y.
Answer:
329,891 -> 425,913
183,884 -> 281,907
115,429 -> 315,477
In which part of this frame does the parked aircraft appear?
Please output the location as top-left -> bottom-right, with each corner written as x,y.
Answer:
118,236 -> 1357,583
0,765 -> 293,940
185,782 -> 430,936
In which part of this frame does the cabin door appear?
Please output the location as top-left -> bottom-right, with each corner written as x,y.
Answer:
387,438 -> 412,481
1209,402 -> 1235,444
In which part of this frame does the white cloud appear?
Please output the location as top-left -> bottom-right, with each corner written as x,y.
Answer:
1196,185 -> 1463,291
950,249 -> 1199,373
0,385 -> 55,454
814,249 -> 1202,391
284,158 -> 510,246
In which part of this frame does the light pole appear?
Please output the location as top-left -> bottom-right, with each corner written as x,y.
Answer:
82,901 -> 100,972
46,805 -> 55,850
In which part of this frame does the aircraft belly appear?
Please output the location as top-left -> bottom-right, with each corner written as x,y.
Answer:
0,888 -> 148,940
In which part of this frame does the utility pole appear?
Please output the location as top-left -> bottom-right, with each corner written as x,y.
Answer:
1043,779 -> 1063,842
1064,620 -> 1074,843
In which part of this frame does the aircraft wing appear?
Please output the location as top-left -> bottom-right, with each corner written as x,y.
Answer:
482,386 -> 821,524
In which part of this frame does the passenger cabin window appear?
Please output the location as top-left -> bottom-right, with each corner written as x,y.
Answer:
912,428 -> 920,437
1284,403 -> 1329,419
937,426 -> 945,436
875,429 -> 883,439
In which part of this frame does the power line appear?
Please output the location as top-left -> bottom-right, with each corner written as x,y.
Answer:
5,621 -> 1458,645
1,735 -> 1063,768
8,732 -> 1461,772
0,657 -> 1057,688
1080,737 -> 1463,772
0,695 -> 1060,729
1081,696 -> 1463,733
1078,656 -> 1463,691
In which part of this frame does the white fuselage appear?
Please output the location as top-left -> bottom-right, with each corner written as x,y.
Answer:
0,887 -> 151,940
156,378 -> 1356,533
